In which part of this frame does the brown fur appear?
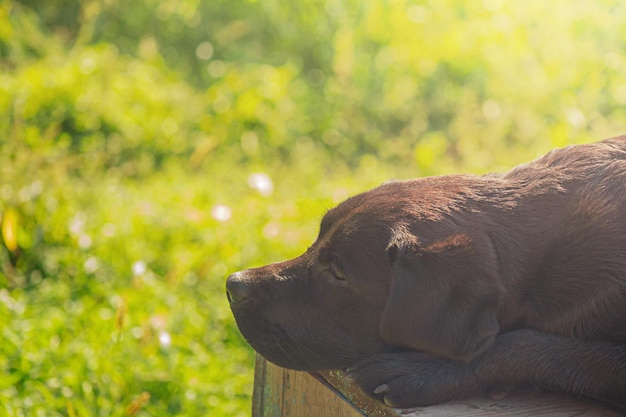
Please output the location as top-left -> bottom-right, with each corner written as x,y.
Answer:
227,136 -> 626,409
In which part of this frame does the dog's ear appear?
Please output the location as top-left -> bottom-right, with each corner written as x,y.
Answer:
380,229 -> 502,362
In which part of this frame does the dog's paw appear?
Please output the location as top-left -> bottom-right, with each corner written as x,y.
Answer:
347,352 -> 480,408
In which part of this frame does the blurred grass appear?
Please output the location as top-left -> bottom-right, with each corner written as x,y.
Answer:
1,0 -> 625,415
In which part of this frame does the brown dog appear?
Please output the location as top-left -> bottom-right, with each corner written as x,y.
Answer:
227,136 -> 626,409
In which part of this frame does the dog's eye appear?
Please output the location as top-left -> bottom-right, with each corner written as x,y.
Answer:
328,260 -> 347,282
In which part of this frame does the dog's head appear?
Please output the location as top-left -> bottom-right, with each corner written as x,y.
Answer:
227,178 -> 504,370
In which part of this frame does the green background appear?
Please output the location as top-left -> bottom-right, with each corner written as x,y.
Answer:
1,0 -> 625,415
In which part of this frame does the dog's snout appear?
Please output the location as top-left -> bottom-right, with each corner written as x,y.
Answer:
226,271 -> 252,304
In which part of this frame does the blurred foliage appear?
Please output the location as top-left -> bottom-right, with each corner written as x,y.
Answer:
0,0 -> 625,415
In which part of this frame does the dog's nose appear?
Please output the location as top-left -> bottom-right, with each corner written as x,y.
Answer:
226,271 -> 251,304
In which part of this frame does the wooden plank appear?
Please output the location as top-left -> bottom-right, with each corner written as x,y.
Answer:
253,355 -> 625,417
398,394 -> 625,417
253,355 -> 370,417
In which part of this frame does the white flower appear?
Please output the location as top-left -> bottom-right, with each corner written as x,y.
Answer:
211,205 -> 232,222
248,173 -> 274,196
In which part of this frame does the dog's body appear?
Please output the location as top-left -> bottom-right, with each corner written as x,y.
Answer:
227,136 -> 626,409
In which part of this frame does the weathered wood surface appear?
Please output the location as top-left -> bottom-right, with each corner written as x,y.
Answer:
253,356 -> 625,417
252,355 -> 360,417
396,394 -> 626,417
252,355 -> 394,417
